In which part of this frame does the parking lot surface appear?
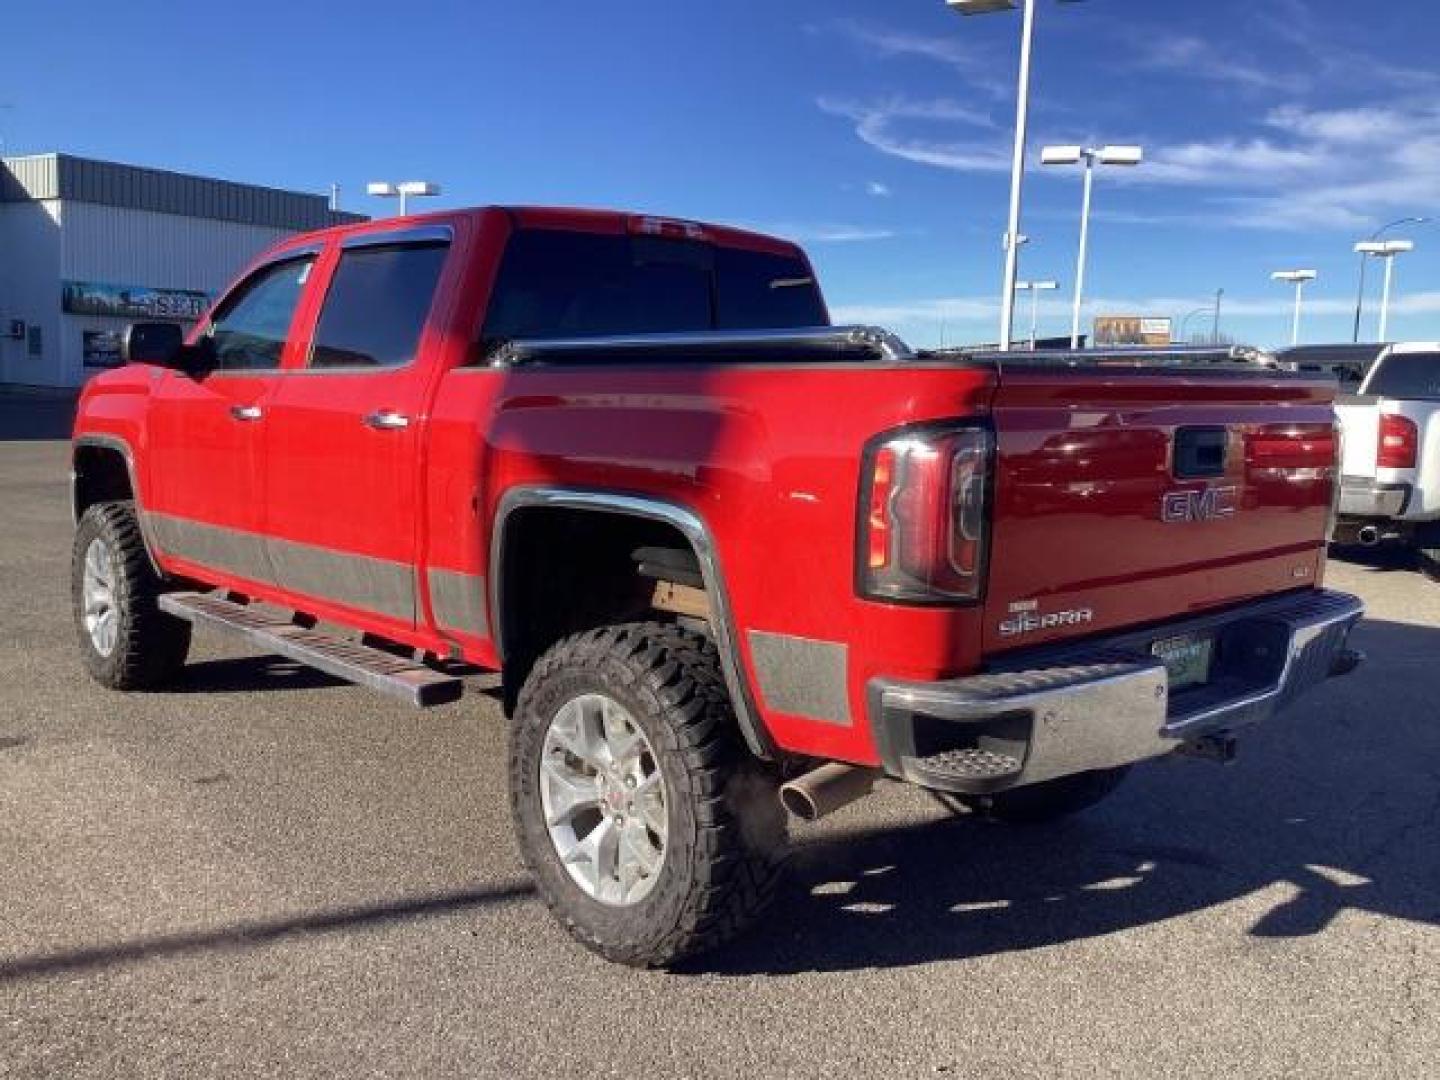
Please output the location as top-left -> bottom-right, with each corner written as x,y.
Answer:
2,440 -> 1438,1078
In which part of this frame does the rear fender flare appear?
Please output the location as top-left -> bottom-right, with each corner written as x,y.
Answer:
489,486 -> 776,760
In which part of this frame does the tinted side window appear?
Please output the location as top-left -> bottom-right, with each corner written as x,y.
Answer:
310,243 -> 449,369
715,248 -> 827,330
208,257 -> 314,371
481,231 -> 711,352
1366,352 -> 1440,399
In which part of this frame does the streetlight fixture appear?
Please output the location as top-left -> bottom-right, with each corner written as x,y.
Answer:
1015,280 -> 1059,349
946,0 -> 1085,351
366,180 -> 442,217
1352,217 -> 1429,342
1041,144 -> 1144,348
1270,269 -> 1317,346
1354,239 -> 1415,342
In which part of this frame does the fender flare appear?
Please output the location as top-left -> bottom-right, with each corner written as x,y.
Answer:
72,434 -> 164,577
489,486 -> 777,761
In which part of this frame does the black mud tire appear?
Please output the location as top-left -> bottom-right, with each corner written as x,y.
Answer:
961,766 -> 1130,825
509,622 -> 786,968
72,501 -> 191,690
1416,546 -> 1440,582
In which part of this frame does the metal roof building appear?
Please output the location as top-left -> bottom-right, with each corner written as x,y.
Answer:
0,153 -> 365,388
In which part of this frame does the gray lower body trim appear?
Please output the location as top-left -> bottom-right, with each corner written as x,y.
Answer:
748,630 -> 852,727
148,512 -> 414,623
428,568 -> 488,637
150,512 -> 275,585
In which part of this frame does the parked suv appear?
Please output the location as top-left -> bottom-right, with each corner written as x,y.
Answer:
71,207 -> 1362,966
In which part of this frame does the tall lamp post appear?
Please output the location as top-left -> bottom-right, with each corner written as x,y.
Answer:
1270,269 -> 1317,346
1352,217 -> 1428,342
1015,280 -> 1059,349
1040,144 -> 1143,348
366,180 -> 442,217
947,0 -> 1084,351
1355,239 -> 1414,342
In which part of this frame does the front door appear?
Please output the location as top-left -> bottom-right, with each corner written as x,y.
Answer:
144,252 -> 319,587
260,231 -> 452,635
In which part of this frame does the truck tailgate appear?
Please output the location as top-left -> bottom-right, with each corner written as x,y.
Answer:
983,366 -> 1337,654
1336,395 -> 1380,479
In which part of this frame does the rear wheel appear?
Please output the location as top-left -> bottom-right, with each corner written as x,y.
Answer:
72,501 -> 191,689
509,622 -> 786,967
958,766 -> 1129,825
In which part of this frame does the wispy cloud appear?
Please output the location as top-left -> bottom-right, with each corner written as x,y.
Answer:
818,19 -> 1009,100
741,222 -> 897,244
865,180 -> 892,198
818,96 -> 1009,174
1125,35 -> 1306,95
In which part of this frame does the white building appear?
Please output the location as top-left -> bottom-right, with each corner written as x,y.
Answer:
0,153 -> 363,388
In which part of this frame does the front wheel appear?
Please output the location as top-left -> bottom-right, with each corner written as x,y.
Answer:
71,501 -> 191,690
509,622 -> 786,967
958,766 -> 1130,825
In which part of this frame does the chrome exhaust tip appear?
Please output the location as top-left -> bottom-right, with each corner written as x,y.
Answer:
779,763 -> 879,822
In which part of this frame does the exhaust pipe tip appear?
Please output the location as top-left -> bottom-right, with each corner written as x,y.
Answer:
779,784 -> 822,822
1357,525 -> 1381,546
779,763 -> 878,823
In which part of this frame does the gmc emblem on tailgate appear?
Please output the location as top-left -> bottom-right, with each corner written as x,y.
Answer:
1162,485 -> 1238,524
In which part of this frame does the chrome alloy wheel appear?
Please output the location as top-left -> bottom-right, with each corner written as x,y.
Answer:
81,537 -> 119,657
540,693 -> 669,906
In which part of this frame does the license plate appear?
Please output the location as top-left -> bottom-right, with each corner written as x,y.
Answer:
1151,634 -> 1214,690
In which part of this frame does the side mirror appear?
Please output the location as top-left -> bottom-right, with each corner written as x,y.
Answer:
122,322 -> 185,368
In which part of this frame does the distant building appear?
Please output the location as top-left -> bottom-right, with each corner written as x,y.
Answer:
0,153 -> 364,388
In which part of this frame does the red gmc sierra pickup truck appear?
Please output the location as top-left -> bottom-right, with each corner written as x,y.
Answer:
70,206 -> 1363,966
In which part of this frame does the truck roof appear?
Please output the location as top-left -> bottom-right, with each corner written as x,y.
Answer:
274,205 -> 803,258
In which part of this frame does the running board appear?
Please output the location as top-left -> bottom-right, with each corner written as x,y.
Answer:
159,591 -> 464,707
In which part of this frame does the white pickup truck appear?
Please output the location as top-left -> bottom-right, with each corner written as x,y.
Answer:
1311,342 -> 1440,560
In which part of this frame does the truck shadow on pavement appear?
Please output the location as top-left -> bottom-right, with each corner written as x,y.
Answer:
690,613 -> 1440,976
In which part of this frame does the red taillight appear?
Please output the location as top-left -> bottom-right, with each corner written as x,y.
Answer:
1378,413 -> 1418,470
1245,424 -> 1336,470
860,426 -> 991,603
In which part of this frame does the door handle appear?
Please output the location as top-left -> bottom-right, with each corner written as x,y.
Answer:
230,404 -> 264,422
363,410 -> 411,431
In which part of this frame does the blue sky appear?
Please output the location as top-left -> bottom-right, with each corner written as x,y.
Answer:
4,0 -> 1438,349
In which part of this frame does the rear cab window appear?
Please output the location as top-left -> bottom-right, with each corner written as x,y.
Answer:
309,242 -> 450,370
1364,352 -> 1440,399
479,228 -> 827,360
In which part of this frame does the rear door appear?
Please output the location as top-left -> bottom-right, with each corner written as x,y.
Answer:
981,366 -> 1338,653
259,225 -> 453,634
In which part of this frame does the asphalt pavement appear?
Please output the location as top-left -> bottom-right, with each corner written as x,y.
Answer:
2,440 -> 1437,1078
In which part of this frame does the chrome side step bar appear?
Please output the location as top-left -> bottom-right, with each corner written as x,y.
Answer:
159,591 -> 464,708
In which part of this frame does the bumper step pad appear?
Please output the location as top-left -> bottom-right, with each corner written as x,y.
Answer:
910,747 -> 1023,786
159,591 -> 463,708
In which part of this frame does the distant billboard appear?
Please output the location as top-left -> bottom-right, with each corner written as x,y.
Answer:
1094,315 -> 1173,347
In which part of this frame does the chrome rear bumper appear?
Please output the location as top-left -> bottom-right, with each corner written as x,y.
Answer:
869,589 -> 1364,795
1339,477 -> 1410,519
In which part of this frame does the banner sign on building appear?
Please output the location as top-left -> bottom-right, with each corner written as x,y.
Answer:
82,330 -> 125,369
1094,315 -> 1173,347
62,281 -> 211,322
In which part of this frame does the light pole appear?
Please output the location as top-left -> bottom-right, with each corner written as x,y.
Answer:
1355,239 -> 1415,342
1270,269 -> 1317,346
1353,217 -> 1428,342
947,0 -> 1084,351
1212,288 -> 1224,343
1040,144 -> 1143,348
1015,280 -> 1059,349
366,180 -> 442,217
